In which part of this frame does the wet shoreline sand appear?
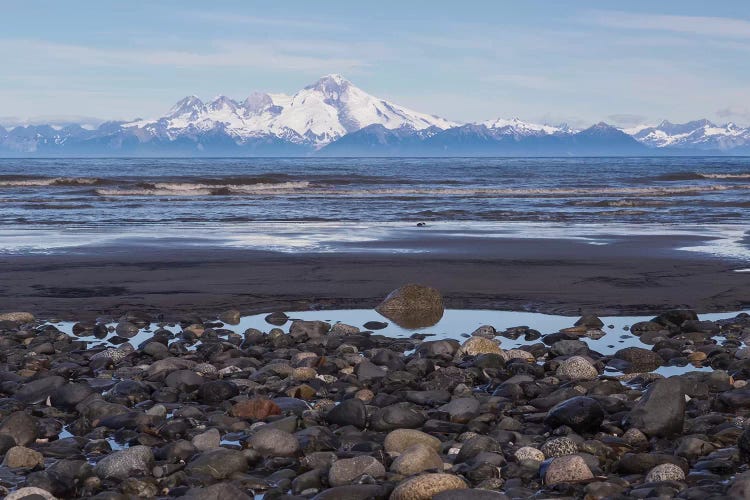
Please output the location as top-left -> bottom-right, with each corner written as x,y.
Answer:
1,231 -> 749,321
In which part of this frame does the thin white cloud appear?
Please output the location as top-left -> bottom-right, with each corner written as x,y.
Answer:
185,11 -> 343,31
587,10 -> 750,39
480,74 -> 555,90
0,39 -> 368,71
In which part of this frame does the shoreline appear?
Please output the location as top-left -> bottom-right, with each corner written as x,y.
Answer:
2,232 -> 749,321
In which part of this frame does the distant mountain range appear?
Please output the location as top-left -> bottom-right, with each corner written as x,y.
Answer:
2,74 -> 749,157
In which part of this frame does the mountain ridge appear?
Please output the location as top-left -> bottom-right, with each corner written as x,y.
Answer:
2,75 -> 749,156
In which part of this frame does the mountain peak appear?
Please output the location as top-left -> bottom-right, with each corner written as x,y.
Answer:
167,95 -> 206,119
307,74 -> 353,95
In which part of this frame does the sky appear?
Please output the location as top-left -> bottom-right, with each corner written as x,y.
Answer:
1,0 -> 749,128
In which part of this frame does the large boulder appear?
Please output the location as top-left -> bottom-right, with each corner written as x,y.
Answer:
623,377 -> 685,437
375,284 -> 444,328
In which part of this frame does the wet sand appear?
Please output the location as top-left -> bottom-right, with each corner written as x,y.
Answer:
1,231 -> 749,321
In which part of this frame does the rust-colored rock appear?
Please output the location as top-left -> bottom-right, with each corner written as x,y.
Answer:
230,398 -> 281,420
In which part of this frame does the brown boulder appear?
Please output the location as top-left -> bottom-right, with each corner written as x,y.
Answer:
375,284 -> 444,328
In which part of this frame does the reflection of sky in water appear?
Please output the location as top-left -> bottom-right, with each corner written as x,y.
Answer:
2,221 -> 749,262
52,308 -> 748,378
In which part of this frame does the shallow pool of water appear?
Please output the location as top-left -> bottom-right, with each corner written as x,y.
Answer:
49,307 -> 749,368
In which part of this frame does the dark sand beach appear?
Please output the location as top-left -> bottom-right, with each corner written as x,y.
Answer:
1,232 -> 748,321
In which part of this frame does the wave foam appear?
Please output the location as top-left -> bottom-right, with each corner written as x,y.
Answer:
96,181 -> 311,197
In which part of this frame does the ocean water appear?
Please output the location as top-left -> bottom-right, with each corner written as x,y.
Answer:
1,157 -> 749,254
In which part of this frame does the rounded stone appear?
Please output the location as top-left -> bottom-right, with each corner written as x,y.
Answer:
623,428 -> 649,448
185,448 -> 249,479
384,429 -> 442,454
328,455 -> 386,487
292,367 -> 317,381
515,446 -> 545,463
504,349 -> 535,362
544,455 -> 594,485
3,445 -> 44,468
645,463 -> 685,482
461,337 -> 502,356
540,437 -> 578,458
390,443 -> 444,476
5,487 -> 57,500
0,312 -> 35,324
231,398 -> 282,420
247,426 -> 300,457
375,284 -> 444,328
555,356 -> 598,381
390,473 -> 467,500
94,445 -> 154,480
545,396 -> 604,433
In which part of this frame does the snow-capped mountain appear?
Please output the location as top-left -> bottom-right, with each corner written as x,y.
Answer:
124,74 -> 457,148
625,120 -> 750,151
2,74 -> 750,156
481,117 -> 575,137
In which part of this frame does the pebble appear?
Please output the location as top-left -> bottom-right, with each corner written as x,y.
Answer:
555,355 -> 599,380
645,463 -> 686,482
390,473 -> 467,500
544,454 -> 594,485
0,304 -> 746,498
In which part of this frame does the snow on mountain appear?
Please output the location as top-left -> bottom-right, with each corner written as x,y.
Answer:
124,74 -> 458,148
482,117 -> 574,137
625,120 -> 750,150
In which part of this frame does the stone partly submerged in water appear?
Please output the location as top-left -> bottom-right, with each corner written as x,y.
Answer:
375,283 -> 444,328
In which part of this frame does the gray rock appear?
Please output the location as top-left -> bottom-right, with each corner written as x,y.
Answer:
290,320 -> 330,340
115,321 -> 139,338
94,445 -> 154,480
248,426 -> 300,457
191,428 -> 221,451
14,376 -> 67,404
326,398 -> 367,429
328,455 -> 385,486
185,448 -> 249,479
370,403 -> 425,431
439,397 -> 480,423
0,411 -> 38,446
623,377 -> 685,437
545,396 -> 604,433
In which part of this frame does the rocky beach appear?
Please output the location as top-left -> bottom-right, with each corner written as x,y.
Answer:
1,284 -> 750,499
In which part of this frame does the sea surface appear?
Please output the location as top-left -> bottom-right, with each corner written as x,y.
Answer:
1,157 -> 749,254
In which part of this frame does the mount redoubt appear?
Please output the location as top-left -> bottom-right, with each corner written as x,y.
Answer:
3,74 -> 749,156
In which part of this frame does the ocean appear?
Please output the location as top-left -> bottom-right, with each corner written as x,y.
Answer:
1,156 -> 749,255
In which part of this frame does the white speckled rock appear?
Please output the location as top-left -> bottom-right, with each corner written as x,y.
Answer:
645,463 -> 685,482
556,356 -> 598,380
540,437 -> 578,458
505,349 -> 535,362
514,446 -> 545,463
390,473 -> 467,500
460,337 -> 502,356
622,427 -> 649,448
544,454 -> 594,485
0,312 -> 35,324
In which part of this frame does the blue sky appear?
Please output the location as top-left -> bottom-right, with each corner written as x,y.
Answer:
1,1 -> 749,127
